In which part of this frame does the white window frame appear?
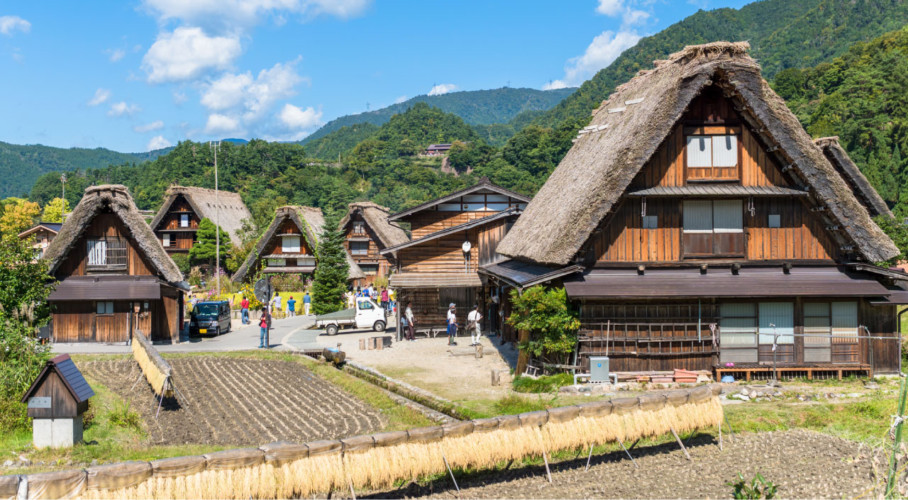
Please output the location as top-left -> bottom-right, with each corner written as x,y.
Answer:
87,239 -> 108,266
180,214 -> 190,228
282,235 -> 301,253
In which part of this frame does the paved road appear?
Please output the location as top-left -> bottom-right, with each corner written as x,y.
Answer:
51,314 -> 316,354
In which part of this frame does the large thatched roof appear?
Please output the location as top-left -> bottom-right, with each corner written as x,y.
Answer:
43,185 -> 186,287
150,185 -> 252,247
339,202 -> 409,248
497,41 -> 899,265
231,206 -> 363,282
815,137 -> 892,218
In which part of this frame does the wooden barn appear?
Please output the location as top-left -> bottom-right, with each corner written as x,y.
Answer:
150,185 -> 252,255
19,222 -> 62,259
496,42 -> 908,379
381,178 -> 530,332
339,202 -> 409,288
43,185 -> 188,343
231,206 -> 364,284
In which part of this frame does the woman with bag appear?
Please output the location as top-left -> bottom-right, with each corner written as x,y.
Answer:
258,306 -> 271,349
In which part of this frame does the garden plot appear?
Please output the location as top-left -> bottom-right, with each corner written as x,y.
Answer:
83,357 -> 384,446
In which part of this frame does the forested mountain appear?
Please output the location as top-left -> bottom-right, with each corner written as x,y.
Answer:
774,25 -> 908,214
0,141 -> 170,198
300,87 -> 574,144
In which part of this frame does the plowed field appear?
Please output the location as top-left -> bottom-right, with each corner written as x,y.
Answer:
83,357 -> 384,446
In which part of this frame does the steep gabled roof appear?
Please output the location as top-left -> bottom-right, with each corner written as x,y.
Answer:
339,202 -> 409,248
815,137 -> 892,218
21,354 -> 94,404
381,208 -> 521,255
150,185 -> 252,247
232,206 -> 362,282
18,222 -> 63,239
43,185 -> 186,287
388,177 -> 531,222
497,42 -> 898,265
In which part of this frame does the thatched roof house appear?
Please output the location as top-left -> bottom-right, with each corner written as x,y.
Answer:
339,202 -> 409,248
339,202 -> 408,286
497,41 -> 899,265
150,185 -> 252,250
815,137 -> 893,218
43,185 -> 187,343
232,206 -> 364,283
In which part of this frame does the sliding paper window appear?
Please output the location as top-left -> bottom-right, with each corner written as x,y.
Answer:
686,135 -> 738,180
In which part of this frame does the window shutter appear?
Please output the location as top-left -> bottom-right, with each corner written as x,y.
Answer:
683,200 -> 713,232
686,136 -> 712,167
712,135 -> 737,167
713,200 -> 743,233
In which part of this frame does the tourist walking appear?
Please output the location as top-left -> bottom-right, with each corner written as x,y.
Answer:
240,295 -> 250,325
304,292 -> 311,315
446,303 -> 458,346
380,287 -> 389,312
405,301 -> 415,341
258,306 -> 271,348
287,295 -> 296,317
271,293 -> 281,317
467,304 -> 482,346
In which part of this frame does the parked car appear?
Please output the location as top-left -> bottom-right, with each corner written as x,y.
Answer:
314,297 -> 386,336
189,301 -> 231,336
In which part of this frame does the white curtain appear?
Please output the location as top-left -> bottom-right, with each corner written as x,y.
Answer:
282,235 -> 301,253
87,239 -> 107,266
712,135 -> 738,167
686,136 -> 712,167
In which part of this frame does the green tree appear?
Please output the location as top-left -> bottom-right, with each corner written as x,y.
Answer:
0,236 -> 53,430
0,198 -> 40,237
873,214 -> 908,267
41,197 -> 69,223
189,218 -> 231,272
310,214 -> 349,315
507,286 -> 580,364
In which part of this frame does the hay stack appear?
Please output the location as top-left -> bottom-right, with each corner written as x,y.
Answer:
131,330 -> 173,397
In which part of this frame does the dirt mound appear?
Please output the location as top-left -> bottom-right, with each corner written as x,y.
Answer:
369,429 -> 880,499
84,357 -> 384,446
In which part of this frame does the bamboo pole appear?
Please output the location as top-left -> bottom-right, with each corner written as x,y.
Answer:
886,375 -> 907,498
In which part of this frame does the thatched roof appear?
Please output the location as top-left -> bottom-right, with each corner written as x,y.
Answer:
43,185 -> 186,287
150,185 -> 252,247
388,177 -> 531,222
497,41 -> 899,265
339,202 -> 409,248
232,205 -> 363,282
815,137 -> 892,218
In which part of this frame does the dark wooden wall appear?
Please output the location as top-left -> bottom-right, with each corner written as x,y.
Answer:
56,213 -> 156,279
26,372 -> 78,419
345,212 -> 396,287
398,218 -> 509,274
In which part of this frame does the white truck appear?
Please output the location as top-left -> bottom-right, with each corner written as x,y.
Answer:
313,297 -> 387,336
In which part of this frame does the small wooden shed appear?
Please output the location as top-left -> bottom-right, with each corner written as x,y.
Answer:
21,354 -> 94,448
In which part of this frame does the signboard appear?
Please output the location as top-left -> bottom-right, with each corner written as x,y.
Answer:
28,397 -> 51,409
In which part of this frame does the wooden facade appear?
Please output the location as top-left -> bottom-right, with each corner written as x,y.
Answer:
154,195 -> 198,254
344,213 -> 393,288
151,186 -> 252,256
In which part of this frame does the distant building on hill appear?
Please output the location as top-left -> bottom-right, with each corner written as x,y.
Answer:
424,143 -> 452,156
19,222 -> 62,259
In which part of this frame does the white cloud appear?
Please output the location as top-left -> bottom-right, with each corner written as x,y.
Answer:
108,101 -> 141,117
134,120 -> 165,133
542,80 -> 569,90
595,0 -> 648,27
200,59 -> 303,126
205,113 -> 241,134
173,91 -> 188,105
596,0 -> 623,16
278,103 -> 322,129
142,0 -> 371,30
87,88 -> 111,106
147,135 -> 172,150
622,9 -> 649,26
201,72 -> 253,110
554,30 -> 641,88
394,95 -> 408,104
108,48 -> 126,62
428,83 -> 457,96
0,15 -> 30,36
142,27 -> 242,83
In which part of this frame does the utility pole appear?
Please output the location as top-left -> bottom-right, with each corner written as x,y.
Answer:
60,173 -> 66,222
211,141 -> 221,298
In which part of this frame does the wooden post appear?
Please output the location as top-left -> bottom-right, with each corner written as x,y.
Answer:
670,426 -> 692,461
516,329 -> 530,375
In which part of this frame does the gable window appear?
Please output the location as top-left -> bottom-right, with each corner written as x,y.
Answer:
685,133 -> 739,181
87,237 -> 127,268
682,200 -> 744,258
350,241 -> 369,255
180,214 -> 190,228
353,221 -> 365,234
281,235 -> 301,253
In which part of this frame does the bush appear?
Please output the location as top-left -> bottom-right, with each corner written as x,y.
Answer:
170,253 -> 190,276
729,473 -> 777,499
512,373 -> 574,393
108,401 -> 142,431
507,286 -> 580,364
0,317 -> 51,430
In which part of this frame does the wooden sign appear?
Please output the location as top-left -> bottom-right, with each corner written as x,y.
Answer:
28,397 -> 51,409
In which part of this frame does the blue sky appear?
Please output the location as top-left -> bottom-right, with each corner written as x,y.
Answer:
0,0 -> 753,152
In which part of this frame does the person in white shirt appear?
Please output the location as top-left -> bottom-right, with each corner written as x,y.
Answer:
271,293 -> 281,316
404,302 -> 416,341
467,304 -> 482,346
446,303 -> 458,346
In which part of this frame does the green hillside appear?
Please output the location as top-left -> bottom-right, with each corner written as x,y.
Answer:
301,87 -> 574,144
0,141 -> 170,198
774,25 -> 908,213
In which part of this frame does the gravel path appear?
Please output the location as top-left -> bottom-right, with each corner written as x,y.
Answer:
367,430 -> 883,499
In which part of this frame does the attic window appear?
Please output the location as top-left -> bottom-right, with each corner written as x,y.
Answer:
682,200 -> 744,258
685,132 -> 739,182
353,221 -> 365,234
282,235 -> 301,253
180,214 -> 190,228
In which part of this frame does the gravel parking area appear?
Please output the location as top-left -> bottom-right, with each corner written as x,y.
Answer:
367,429 -> 882,499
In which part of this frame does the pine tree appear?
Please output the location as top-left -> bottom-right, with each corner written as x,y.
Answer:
189,218 -> 231,272
311,214 -> 349,315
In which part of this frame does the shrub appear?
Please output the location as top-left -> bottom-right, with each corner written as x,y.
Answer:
170,253 -> 190,276
729,473 -> 777,499
507,286 -> 580,364
108,401 -> 142,431
512,373 -> 574,393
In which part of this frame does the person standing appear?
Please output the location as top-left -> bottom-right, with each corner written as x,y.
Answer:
287,295 -> 296,317
240,295 -> 250,325
303,292 -> 312,315
380,287 -> 389,312
271,292 -> 281,317
446,303 -> 458,346
258,306 -> 271,348
405,301 -> 416,341
467,304 -> 483,346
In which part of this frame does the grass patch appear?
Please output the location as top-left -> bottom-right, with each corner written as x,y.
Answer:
512,373 -> 574,393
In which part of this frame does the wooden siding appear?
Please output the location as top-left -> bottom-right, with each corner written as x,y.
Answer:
408,211 -> 496,240
158,196 -> 200,230
399,218 -> 509,274
56,213 -> 155,278
26,372 -> 78,419
264,219 -> 315,255
345,212 -> 396,287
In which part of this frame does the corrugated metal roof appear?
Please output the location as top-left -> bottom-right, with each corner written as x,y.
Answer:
564,266 -> 890,299
626,185 -> 808,197
479,259 -> 583,289
47,277 -> 163,301
390,272 -> 482,289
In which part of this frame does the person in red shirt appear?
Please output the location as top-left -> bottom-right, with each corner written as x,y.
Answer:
240,296 -> 250,325
380,287 -> 389,312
